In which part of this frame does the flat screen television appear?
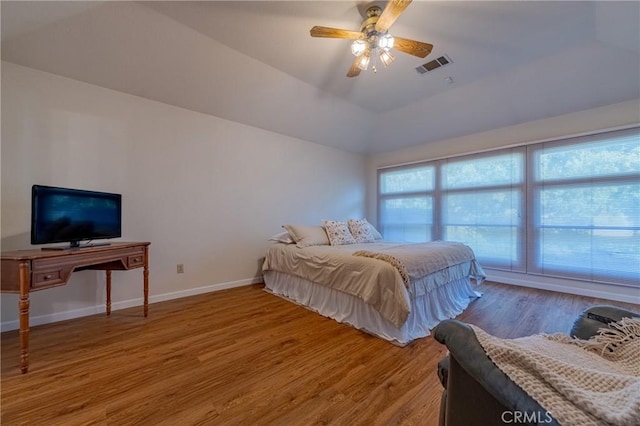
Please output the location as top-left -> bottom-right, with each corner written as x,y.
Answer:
31,185 -> 122,249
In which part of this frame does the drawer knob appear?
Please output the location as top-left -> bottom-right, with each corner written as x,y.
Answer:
44,274 -> 53,280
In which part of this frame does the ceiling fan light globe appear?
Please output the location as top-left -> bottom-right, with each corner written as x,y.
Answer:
356,53 -> 371,71
379,50 -> 395,67
351,39 -> 367,56
378,33 -> 395,51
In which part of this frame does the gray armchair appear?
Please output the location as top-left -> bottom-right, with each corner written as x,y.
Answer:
433,305 -> 640,426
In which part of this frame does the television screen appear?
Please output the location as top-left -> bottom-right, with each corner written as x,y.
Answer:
31,185 -> 122,247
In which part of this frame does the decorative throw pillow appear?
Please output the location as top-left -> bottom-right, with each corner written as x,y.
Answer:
368,221 -> 384,240
322,219 -> 356,246
282,224 -> 330,248
348,218 -> 375,243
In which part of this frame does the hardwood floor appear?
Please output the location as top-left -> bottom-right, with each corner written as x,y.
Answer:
2,281 -> 638,425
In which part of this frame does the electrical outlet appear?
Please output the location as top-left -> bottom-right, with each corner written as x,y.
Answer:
177,264 -> 184,274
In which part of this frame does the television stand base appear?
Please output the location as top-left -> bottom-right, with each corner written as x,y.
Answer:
41,242 -> 112,251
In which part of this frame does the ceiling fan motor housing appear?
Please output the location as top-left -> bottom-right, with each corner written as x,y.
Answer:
360,6 -> 383,36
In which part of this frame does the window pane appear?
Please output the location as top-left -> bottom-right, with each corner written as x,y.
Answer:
538,229 -> 640,282
536,181 -> 640,282
535,134 -> 640,181
380,197 -> 432,242
443,190 -> 522,268
442,152 -> 523,189
445,225 -> 519,266
538,183 -> 640,228
443,191 -> 521,226
380,166 -> 434,194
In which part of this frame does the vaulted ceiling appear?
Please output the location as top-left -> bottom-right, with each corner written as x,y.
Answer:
2,1 -> 639,154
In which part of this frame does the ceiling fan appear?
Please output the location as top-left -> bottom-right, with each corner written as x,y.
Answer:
310,0 -> 433,77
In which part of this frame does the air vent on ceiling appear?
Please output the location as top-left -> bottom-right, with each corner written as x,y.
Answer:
416,54 -> 453,74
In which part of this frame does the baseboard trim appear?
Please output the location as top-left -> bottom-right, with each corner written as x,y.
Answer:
4,273 -> 635,332
486,271 -> 640,305
149,277 -> 261,304
0,276 -> 262,332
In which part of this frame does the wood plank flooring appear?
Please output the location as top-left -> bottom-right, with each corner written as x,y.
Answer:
2,281 -> 638,425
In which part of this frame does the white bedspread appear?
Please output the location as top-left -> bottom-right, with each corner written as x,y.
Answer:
262,241 -> 485,328
354,241 -> 477,283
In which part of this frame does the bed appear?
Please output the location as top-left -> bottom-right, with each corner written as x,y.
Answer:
262,222 -> 486,345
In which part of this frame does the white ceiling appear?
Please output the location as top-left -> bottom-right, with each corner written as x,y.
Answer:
2,1 -> 639,154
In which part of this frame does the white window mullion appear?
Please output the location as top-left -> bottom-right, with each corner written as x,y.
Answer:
525,144 -> 538,275
433,159 -> 443,241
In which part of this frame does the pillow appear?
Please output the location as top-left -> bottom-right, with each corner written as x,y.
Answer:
322,219 -> 356,246
352,218 -> 383,240
268,231 -> 295,244
368,221 -> 383,240
347,218 -> 375,243
282,224 -> 330,248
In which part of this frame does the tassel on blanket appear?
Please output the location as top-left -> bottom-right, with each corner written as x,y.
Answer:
550,317 -> 640,357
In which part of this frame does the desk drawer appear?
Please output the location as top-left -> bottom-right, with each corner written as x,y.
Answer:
127,254 -> 145,268
32,270 -> 64,288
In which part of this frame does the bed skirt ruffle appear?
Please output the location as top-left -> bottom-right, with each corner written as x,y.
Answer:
263,270 -> 482,346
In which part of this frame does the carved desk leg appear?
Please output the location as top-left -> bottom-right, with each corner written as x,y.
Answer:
143,246 -> 149,317
18,261 -> 30,374
106,270 -> 112,316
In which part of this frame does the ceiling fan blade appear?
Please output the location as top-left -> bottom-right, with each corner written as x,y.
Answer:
375,0 -> 412,33
347,57 -> 362,77
393,36 -> 433,58
310,26 -> 363,40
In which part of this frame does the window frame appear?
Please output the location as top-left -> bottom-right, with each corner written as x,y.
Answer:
376,126 -> 640,288
525,129 -> 640,287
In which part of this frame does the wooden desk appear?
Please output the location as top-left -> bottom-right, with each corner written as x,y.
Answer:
1,241 -> 150,373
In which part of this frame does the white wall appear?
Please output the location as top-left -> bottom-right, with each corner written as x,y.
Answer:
1,62 -> 366,329
365,99 -> 640,304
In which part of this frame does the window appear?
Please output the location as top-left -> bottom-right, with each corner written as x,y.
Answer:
377,127 -> 640,287
378,165 -> 434,242
441,150 -> 524,270
529,130 -> 640,286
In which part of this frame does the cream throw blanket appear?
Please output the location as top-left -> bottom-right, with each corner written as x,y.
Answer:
470,318 -> 640,426
352,250 -> 411,287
